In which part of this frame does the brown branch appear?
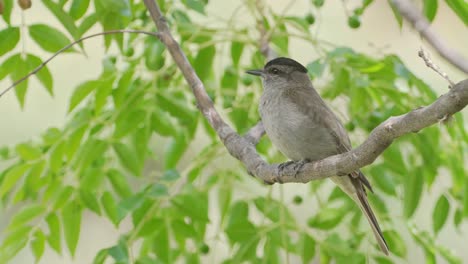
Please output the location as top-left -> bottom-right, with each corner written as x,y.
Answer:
391,0 -> 468,74
142,0 -> 468,184
243,121 -> 265,145
0,29 -> 159,99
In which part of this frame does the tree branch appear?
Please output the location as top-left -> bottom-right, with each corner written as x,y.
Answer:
143,0 -> 468,184
391,0 -> 468,74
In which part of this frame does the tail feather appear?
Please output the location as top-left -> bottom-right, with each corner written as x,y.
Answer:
351,176 -> 389,255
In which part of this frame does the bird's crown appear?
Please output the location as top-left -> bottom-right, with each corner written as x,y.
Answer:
265,57 -> 308,73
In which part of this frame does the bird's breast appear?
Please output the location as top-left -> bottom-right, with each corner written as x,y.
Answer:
260,93 -> 338,161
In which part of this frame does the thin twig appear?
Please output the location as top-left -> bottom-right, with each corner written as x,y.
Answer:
0,29 -> 159,99
391,0 -> 468,74
418,47 -> 455,87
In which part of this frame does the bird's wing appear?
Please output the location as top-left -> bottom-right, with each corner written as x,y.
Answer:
283,87 -> 373,190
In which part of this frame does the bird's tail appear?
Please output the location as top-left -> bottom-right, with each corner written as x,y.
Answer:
351,176 -> 389,255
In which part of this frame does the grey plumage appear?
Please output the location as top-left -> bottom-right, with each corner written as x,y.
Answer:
247,57 -> 389,255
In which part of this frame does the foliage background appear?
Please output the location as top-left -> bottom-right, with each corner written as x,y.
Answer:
0,0 -> 467,263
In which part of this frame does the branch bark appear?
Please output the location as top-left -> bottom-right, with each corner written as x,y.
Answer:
391,0 -> 468,74
143,0 -> 468,184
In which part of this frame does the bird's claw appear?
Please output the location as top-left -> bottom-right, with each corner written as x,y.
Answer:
278,159 -> 310,179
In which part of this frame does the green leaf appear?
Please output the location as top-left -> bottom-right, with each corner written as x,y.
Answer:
42,0 -> 80,38
29,24 -> 73,53
230,41 -> 244,67
42,127 -> 62,146
65,124 -> 87,160
74,138 -> 108,171
114,109 -> 147,139
307,59 -> 326,79
49,141 -> 65,173
46,213 -> 62,253
0,27 -> 19,56
299,233 -> 316,263
271,20 -> 288,54
102,191 -> 119,226
16,143 -> 42,160
387,0 -> 403,28
9,204 -> 45,228
156,93 -> 195,122
445,0 -> 468,26
171,191 -> 209,222
117,193 -> 146,221
93,248 -> 109,264
0,225 -> 31,261
62,201 -> 82,257
53,186 -> 75,210
373,256 -> 394,264
78,13 -> 99,36
423,0 -> 438,22
1,0 -> 14,25
94,76 -> 114,113
432,194 -> 449,234
253,197 -> 294,224
80,189 -> 101,214
463,179 -> 468,217
9,54 -> 29,107
144,36 -> 166,71
404,166 -> 424,218
145,183 -> 168,198
164,131 -> 189,169
161,169 -> 180,182
182,0 -> 206,14
113,142 -> 141,176
307,207 -> 346,230
153,221 -> 170,263
94,0 -> 131,50
383,230 -> 406,257
369,165 -> 397,196
107,169 -> 132,198
31,230 -> 46,262
26,54 -> 54,95
0,164 -> 30,198
193,45 -> 215,82
0,53 -> 20,80
284,16 -> 310,31
69,0 -> 90,20
225,201 -> 257,244
68,80 -> 99,112
80,168 -> 105,191
108,240 -> 129,263
263,239 -> 279,264
218,182 -> 232,224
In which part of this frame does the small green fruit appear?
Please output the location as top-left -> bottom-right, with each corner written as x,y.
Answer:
348,15 -> 361,29
199,243 -> 210,254
305,14 -> 315,25
241,75 -> 254,86
293,195 -> 303,205
313,0 -> 324,8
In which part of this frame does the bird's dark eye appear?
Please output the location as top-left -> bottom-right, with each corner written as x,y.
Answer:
270,68 -> 279,74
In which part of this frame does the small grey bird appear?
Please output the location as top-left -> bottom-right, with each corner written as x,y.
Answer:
246,57 -> 389,255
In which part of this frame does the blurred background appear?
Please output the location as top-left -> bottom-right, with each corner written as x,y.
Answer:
0,0 -> 467,263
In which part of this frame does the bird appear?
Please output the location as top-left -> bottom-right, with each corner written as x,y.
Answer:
246,57 -> 389,255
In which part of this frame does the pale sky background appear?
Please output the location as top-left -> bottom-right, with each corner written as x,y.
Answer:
0,0 -> 467,263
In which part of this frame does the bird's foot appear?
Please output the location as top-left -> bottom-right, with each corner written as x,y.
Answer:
292,159 -> 310,177
278,160 -> 295,171
277,159 -> 310,179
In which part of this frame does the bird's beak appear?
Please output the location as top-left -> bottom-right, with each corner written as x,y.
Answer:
246,69 -> 264,76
